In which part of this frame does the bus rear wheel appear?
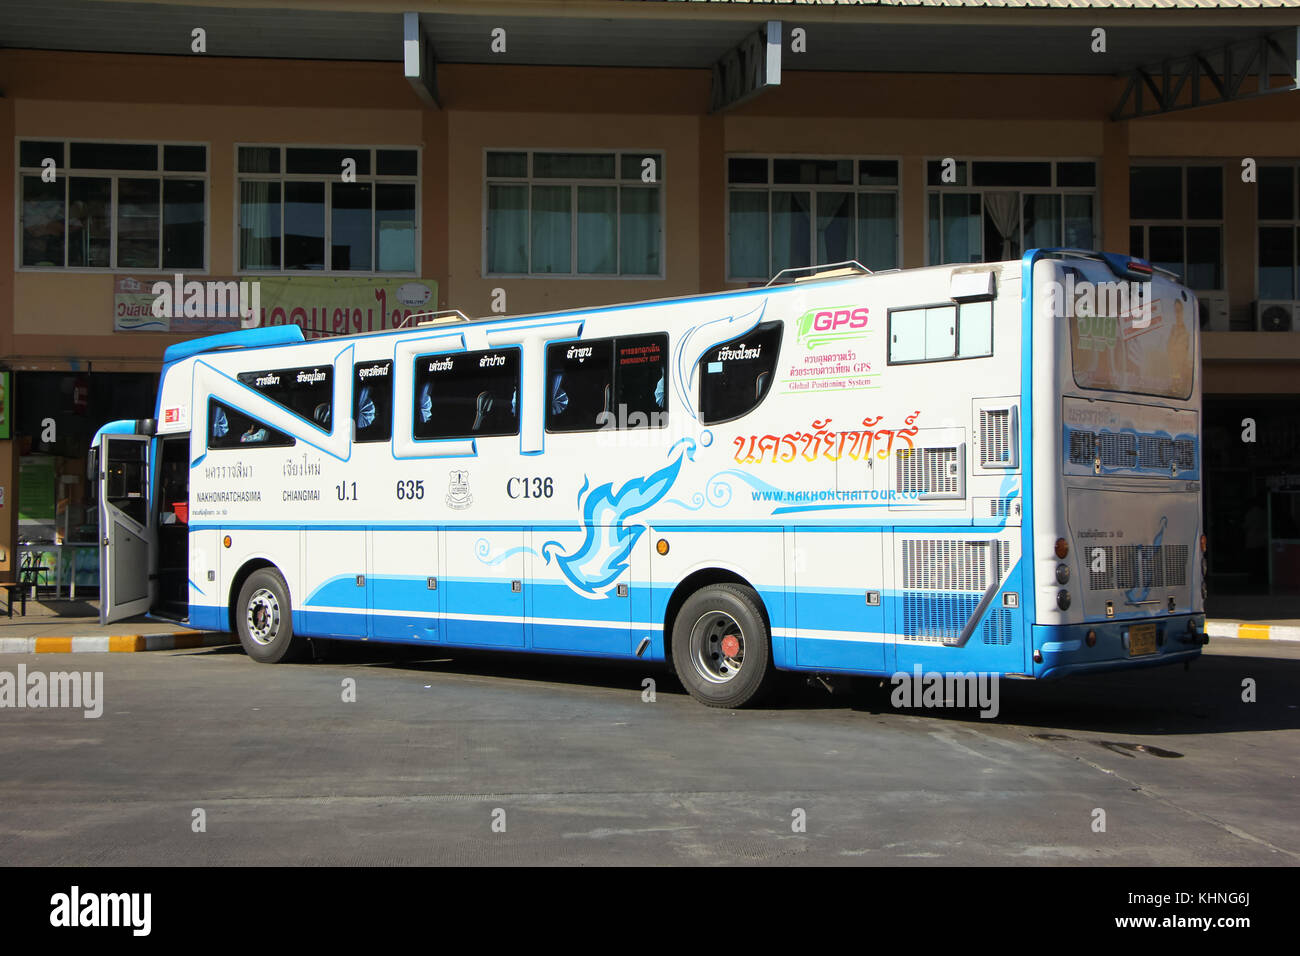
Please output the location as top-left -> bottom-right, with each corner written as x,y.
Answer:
671,583 -> 775,709
236,567 -> 307,663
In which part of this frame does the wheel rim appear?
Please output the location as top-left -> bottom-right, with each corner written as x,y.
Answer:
689,610 -> 745,684
245,588 -> 281,646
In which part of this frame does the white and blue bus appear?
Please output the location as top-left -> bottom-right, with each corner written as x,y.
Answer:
92,249 -> 1208,708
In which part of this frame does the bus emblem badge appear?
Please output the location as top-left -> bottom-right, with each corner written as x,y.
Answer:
446,470 -> 473,510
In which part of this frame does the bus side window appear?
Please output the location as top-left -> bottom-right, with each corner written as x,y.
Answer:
207,399 -> 294,450
616,333 -> 667,429
545,339 -> 614,432
890,303 -> 992,364
698,321 -> 782,425
353,360 -> 393,442
413,347 -> 520,440
237,365 -> 334,432
544,333 -> 668,432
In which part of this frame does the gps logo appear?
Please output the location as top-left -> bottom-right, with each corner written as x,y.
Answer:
812,308 -> 869,331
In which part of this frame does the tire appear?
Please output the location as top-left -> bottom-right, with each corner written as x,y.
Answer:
671,583 -> 775,708
235,567 -> 307,663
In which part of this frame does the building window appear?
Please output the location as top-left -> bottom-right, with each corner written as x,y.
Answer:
1129,163 -> 1223,291
727,157 -> 900,281
484,150 -> 663,277
237,146 -> 419,273
18,140 -> 207,270
925,159 -> 1097,265
1258,164 -> 1299,302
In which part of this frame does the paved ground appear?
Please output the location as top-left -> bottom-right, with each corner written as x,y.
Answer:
0,635 -> 1296,865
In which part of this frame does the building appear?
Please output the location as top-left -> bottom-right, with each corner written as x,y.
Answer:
1,0 -> 1298,605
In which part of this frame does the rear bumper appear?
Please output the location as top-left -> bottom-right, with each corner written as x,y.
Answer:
1032,613 -> 1206,679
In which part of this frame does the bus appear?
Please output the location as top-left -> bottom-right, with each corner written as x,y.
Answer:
92,248 -> 1208,708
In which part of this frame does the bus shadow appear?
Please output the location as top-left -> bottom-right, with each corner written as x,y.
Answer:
840,652 -> 1300,736
190,638 -> 1300,735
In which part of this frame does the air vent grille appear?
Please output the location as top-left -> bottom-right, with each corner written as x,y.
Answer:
897,446 -> 962,497
1085,544 -> 1189,590
979,408 -> 1012,467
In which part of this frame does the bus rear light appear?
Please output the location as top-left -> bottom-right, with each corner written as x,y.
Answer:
1055,563 -> 1070,584
1033,649 -> 1043,664
1085,629 -> 1097,647
1054,538 -> 1069,559
1056,589 -> 1071,611
1200,534 -> 1207,553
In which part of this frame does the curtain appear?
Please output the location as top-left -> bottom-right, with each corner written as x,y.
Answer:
816,192 -> 853,265
728,190 -> 767,279
858,192 -> 898,271
531,185 -> 571,274
619,186 -> 659,275
985,191 -> 1020,260
239,180 -> 279,270
577,185 -> 616,274
487,184 -> 527,273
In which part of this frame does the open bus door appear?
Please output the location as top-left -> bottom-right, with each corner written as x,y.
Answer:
95,430 -> 155,624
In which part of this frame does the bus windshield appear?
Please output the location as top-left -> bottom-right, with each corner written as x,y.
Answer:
1069,291 -> 1195,400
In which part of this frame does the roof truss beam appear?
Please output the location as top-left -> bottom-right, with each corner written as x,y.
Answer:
1113,27 -> 1298,120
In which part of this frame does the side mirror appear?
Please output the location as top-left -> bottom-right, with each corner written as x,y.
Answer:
87,447 -> 98,482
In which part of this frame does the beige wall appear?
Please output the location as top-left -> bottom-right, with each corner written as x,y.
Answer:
445,110 -> 701,318
4,52 -> 1300,367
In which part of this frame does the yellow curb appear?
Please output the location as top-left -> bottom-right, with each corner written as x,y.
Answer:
109,635 -> 145,652
1238,624 -> 1272,640
34,637 -> 73,653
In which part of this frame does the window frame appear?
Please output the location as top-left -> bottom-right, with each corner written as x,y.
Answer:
1128,160 -> 1226,293
724,152 -> 903,283
886,300 -> 995,367
923,156 -> 1100,266
1256,163 -> 1300,303
233,143 -> 421,276
16,138 -> 210,273
352,359 -> 395,444
482,147 -> 666,279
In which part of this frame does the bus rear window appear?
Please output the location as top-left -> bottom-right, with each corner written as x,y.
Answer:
413,348 -> 520,440
699,321 -> 782,425
1069,294 -> 1194,400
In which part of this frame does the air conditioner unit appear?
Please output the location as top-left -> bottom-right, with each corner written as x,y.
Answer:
1255,300 -> 1300,332
1196,292 -> 1229,331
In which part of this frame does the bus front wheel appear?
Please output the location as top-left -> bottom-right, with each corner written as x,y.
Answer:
235,567 -> 307,663
671,583 -> 775,709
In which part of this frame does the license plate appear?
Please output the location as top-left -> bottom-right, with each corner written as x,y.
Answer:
1128,623 -> 1157,657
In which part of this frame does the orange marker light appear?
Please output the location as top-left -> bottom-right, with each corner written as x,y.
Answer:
656,539 -> 669,556
223,535 -> 232,549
